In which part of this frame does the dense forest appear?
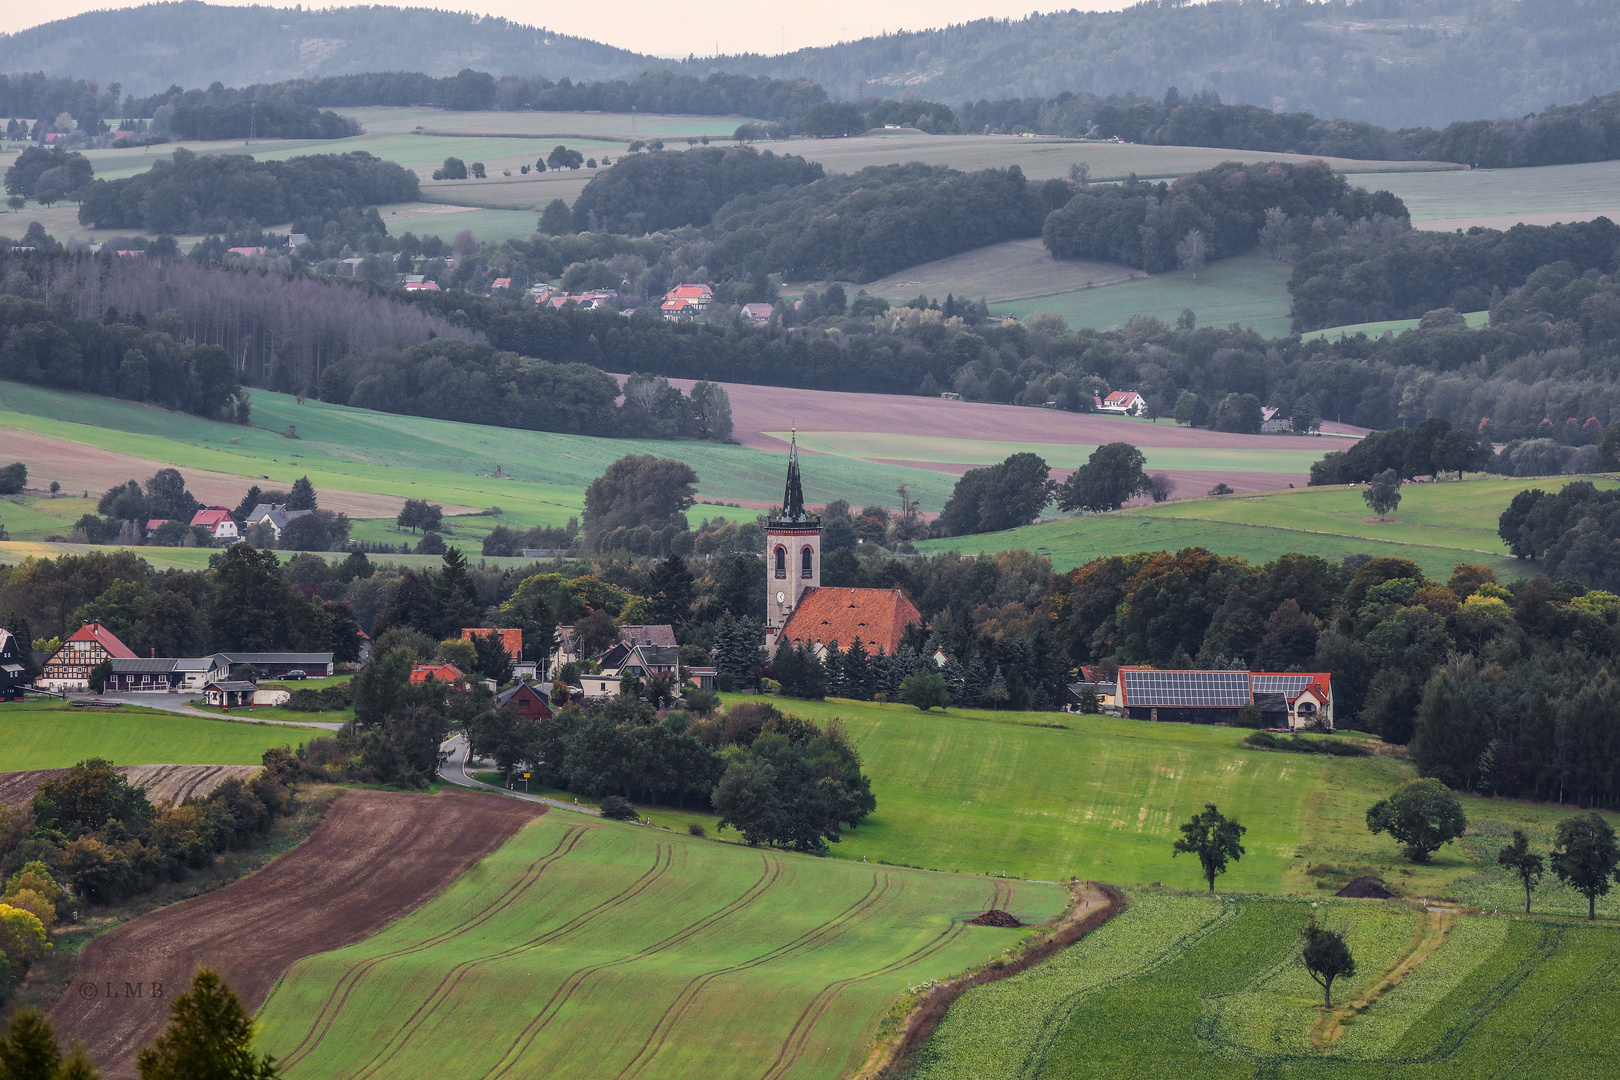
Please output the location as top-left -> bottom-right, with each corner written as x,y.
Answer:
76,149 -> 419,233
964,87 -> 1620,170
569,145 -> 825,234
168,101 -> 359,140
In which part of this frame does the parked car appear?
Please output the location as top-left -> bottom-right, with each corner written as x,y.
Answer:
284,669 -> 307,680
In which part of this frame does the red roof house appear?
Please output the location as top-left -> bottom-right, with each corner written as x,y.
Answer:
410,662 -> 464,685
665,283 -> 713,307
776,587 -> 923,656
462,628 -> 523,658
189,507 -> 240,540
39,621 -> 138,689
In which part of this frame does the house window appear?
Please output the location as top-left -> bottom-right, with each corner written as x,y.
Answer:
1297,701 -> 1317,715
774,546 -> 787,578
801,546 -> 813,578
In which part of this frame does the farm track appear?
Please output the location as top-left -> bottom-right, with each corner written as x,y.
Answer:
481,851 -> 785,1080
337,836 -> 678,1080
612,871 -> 897,1080
50,789 -> 541,1080
277,822 -> 593,1071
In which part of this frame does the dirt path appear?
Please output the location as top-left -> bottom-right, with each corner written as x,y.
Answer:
49,788 -> 542,1079
1311,906 -> 1452,1049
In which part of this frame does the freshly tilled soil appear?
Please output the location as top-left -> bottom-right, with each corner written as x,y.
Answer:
48,788 -> 542,1079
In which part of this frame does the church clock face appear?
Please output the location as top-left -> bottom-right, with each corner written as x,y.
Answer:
776,591 -> 786,604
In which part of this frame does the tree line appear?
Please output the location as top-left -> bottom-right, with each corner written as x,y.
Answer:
961,85 -> 1620,170
169,100 -> 359,140
569,144 -> 825,233
77,148 -> 419,233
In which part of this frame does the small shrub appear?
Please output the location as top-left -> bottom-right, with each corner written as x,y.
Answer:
599,796 -> 638,821
284,688 -> 323,711
687,822 -> 705,836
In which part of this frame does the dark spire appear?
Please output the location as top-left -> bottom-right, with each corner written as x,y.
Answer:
774,430 -> 818,526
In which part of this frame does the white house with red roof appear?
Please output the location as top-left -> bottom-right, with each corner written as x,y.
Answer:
661,297 -> 697,321
741,302 -> 774,324
39,622 -> 138,691
1096,391 -> 1146,416
664,283 -> 713,310
189,507 -> 240,540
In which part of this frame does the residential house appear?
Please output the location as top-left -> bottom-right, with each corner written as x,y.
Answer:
664,283 -> 713,310
551,624 -> 676,671
661,298 -> 696,321
578,644 -> 681,701
495,681 -> 553,721
1096,391 -> 1146,416
202,681 -> 256,708
490,277 -> 512,291
404,281 -> 441,292
189,507 -> 240,540
0,628 -> 26,699
1261,407 -> 1292,434
39,622 -> 138,691
462,628 -> 523,658
1115,668 -> 1333,730
245,503 -> 313,543
410,662 -> 464,685
144,518 -> 170,537
1063,680 -> 1118,713
740,302 -> 774,325
109,654 -> 230,692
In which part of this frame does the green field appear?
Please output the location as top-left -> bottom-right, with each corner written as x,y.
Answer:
1301,310 -> 1491,343
916,476 -> 1613,580
0,381 -> 961,561
790,430 -> 1320,475
255,815 -> 1065,1080
0,700 -> 303,771
992,251 -> 1295,337
1349,159 -> 1620,223
917,890 -> 1620,1080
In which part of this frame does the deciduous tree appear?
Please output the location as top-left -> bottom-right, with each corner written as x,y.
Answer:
1056,442 -> 1152,513
1497,829 -> 1545,914
1172,803 -> 1246,891
1366,778 -> 1465,863
1551,812 -> 1619,920
1302,924 -> 1355,1008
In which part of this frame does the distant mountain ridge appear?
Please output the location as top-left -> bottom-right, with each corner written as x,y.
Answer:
0,2 -> 665,95
3,1 -> 1619,128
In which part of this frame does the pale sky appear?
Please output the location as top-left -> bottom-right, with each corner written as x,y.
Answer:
2,1 -> 1136,59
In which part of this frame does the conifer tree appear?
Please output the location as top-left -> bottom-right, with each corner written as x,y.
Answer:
135,968 -> 278,1080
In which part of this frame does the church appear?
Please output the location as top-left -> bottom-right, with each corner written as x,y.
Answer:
765,435 -> 923,657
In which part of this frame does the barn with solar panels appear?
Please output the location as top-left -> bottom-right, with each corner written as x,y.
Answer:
1116,667 -> 1332,729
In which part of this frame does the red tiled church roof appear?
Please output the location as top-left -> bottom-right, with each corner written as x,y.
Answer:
778,587 -> 922,655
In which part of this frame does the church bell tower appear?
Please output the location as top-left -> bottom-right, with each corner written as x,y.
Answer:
764,431 -> 820,654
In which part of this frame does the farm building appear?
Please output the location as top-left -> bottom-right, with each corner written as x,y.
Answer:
38,622 -> 138,691
221,652 -> 334,678
109,655 -> 230,692
764,435 -> 923,657
1116,667 -> 1332,729
202,681 -> 256,708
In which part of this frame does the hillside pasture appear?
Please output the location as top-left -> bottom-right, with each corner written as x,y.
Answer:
1302,310 -> 1490,343
914,475 -> 1601,579
254,816 -> 1063,1080
823,237 -> 1140,305
1349,159 -> 1620,224
918,890 -> 1620,1080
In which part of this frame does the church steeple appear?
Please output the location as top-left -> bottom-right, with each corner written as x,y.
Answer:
773,430 -> 818,526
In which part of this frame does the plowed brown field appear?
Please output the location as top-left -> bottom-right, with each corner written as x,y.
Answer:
49,788 -> 541,1079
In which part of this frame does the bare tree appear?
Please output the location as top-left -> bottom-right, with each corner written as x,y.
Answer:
1176,229 -> 1208,280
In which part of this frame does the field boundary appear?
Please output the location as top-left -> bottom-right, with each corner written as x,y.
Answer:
861,880 -> 1125,1080
1131,513 -> 1510,559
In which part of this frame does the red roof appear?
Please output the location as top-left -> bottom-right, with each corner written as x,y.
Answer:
666,283 -> 712,300
410,662 -> 464,684
490,277 -> 512,289
66,621 -> 138,659
1252,672 -> 1333,702
191,508 -> 233,528
661,298 -> 691,311
1103,391 -> 1141,405
778,587 -> 923,655
145,519 -> 170,532
462,628 -> 523,657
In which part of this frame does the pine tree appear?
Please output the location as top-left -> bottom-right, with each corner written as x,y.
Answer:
286,475 -> 318,511
985,666 -> 1011,709
135,968 -> 278,1080
961,655 -> 989,707
823,640 -> 846,698
0,1009 -> 62,1079
843,638 -> 873,700
435,547 -> 479,638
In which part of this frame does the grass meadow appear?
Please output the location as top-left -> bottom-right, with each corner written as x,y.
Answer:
790,430 -> 1321,474
0,699 -> 303,770
919,890 -> 1620,1080
917,475 -> 1612,579
991,251 -> 1295,337
1347,159 -> 1620,224
1302,309 -> 1490,343
254,815 -> 1064,1080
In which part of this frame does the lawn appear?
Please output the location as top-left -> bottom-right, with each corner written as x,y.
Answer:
919,890 -> 1620,1080
916,475 -> 1614,580
0,700 -> 304,771
254,815 -> 1066,1080
992,251 -> 1295,337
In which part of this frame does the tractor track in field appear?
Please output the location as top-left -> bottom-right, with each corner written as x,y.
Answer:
613,871 -> 898,1080
481,851 -> 785,1080
277,823 -> 591,1071
340,841 -> 678,1080
763,879 -> 1010,1080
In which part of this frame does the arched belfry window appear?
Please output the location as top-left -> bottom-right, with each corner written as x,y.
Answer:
774,546 -> 787,578
801,546 -> 814,578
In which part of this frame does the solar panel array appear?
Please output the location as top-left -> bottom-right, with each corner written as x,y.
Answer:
1252,675 -> 1315,696
1121,670 -> 1251,708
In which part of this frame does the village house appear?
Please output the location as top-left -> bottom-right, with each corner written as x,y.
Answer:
1096,391 -> 1146,416
661,297 -> 697,321
245,503 -> 313,543
551,624 -> 676,672
1261,406 -> 1292,434
664,283 -> 713,310
578,644 -> 681,701
495,681 -> 554,721
202,681 -> 256,708
462,627 -> 536,679
0,628 -> 26,700
189,507 -> 240,540
1115,667 -> 1333,729
109,654 -> 231,692
740,302 -> 774,325
38,622 -> 137,691
410,661 -> 464,685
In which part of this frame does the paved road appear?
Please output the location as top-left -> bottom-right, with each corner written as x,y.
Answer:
438,733 -> 599,816
75,692 -> 343,730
